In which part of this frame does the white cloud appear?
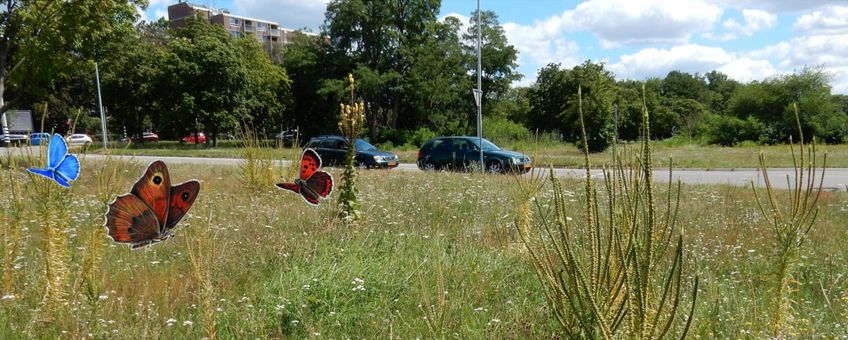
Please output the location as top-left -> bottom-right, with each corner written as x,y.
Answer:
716,58 -> 778,82
745,34 -> 848,92
610,44 -> 733,79
233,0 -> 329,31
794,5 -> 848,34
571,0 -> 722,48
710,0 -> 842,13
704,8 -> 776,40
501,15 -> 581,69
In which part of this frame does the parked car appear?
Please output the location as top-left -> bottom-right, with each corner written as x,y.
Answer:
180,132 -> 206,144
417,136 -> 532,173
30,132 -> 51,145
216,132 -> 236,140
0,133 -> 28,146
275,129 -> 300,145
304,135 -> 399,169
141,132 -> 160,142
65,133 -> 93,146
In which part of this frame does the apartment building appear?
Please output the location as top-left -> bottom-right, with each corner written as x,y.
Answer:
167,1 -> 316,45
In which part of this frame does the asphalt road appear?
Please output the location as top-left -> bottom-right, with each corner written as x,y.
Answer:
4,146 -> 847,191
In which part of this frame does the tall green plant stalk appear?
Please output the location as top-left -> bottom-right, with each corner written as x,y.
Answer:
187,211 -> 220,340
238,127 -> 275,191
752,104 -> 825,336
1,159 -> 25,297
337,73 -> 366,222
30,177 -> 73,311
514,85 -> 697,338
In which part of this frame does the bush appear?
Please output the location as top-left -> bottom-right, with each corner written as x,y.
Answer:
703,113 -> 767,146
405,127 -> 437,147
483,116 -> 530,145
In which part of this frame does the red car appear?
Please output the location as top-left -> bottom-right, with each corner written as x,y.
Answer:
180,132 -> 206,143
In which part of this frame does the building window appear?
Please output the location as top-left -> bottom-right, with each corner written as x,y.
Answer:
229,17 -> 239,26
230,30 -> 242,38
257,22 -> 266,31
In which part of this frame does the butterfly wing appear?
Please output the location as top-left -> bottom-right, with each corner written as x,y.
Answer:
104,194 -> 162,247
301,171 -> 334,206
299,148 -> 322,180
131,161 -> 171,229
47,134 -> 68,169
275,182 -> 301,193
165,180 -> 200,230
26,167 -> 55,182
54,154 -> 80,183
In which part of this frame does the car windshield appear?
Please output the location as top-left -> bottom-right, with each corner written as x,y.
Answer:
471,138 -> 501,151
355,139 -> 376,151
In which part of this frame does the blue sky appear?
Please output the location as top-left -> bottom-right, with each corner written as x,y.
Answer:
144,0 -> 848,93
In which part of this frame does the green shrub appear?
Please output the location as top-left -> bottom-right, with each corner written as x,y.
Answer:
483,116 -> 530,145
703,113 -> 767,146
405,127 -> 437,147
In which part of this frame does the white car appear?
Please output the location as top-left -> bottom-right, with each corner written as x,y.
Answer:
0,133 -> 28,145
65,134 -> 93,146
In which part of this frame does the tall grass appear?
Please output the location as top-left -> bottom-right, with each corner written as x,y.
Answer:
0,117 -> 845,337
237,127 -> 277,191
515,86 -> 697,338
753,104 -> 825,336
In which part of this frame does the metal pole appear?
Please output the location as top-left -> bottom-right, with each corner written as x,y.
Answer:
476,0 -> 483,172
95,62 -> 108,150
0,111 -> 9,145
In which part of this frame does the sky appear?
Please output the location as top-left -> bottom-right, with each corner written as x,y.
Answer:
144,0 -> 848,94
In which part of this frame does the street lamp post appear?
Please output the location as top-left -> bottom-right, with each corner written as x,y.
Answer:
476,0 -> 483,172
95,62 -> 108,150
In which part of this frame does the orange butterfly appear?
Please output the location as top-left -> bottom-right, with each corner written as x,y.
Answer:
104,161 -> 200,249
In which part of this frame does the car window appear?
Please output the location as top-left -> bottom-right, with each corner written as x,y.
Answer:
318,140 -> 336,148
432,139 -> 452,151
453,139 -> 473,151
306,140 -> 320,148
355,139 -> 376,151
334,140 -> 347,149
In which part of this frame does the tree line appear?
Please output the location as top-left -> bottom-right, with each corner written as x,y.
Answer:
3,0 -> 846,150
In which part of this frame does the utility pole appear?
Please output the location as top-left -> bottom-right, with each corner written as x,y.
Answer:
476,0 -> 483,172
95,62 -> 108,149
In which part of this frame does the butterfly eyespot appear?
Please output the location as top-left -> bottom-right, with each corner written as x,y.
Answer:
182,192 -> 190,201
153,176 -> 162,185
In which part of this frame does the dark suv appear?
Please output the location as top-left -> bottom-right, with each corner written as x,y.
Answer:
305,135 -> 399,169
417,136 -> 532,173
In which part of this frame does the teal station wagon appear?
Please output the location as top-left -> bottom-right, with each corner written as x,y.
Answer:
417,136 -> 532,173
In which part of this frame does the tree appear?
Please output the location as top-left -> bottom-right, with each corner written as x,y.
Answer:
401,16 -> 471,135
727,66 -> 841,143
322,0 -> 441,140
164,18 -> 249,146
100,21 -> 170,143
462,10 -> 521,102
0,0 -> 141,138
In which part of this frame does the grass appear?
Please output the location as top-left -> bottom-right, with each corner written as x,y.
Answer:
1,155 -> 846,337
87,140 -> 848,168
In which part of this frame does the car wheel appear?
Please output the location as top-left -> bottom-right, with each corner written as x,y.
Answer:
358,160 -> 369,169
422,161 -> 437,171
486,161 -> 503,174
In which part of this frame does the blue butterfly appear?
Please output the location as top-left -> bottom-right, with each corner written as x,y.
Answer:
26,133 -> 80,188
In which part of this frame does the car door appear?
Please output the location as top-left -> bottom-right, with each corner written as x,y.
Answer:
452,138 -> 478,170
329,139 -> 349,165
312,139 -> 337,166
426,138 -> 454,169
